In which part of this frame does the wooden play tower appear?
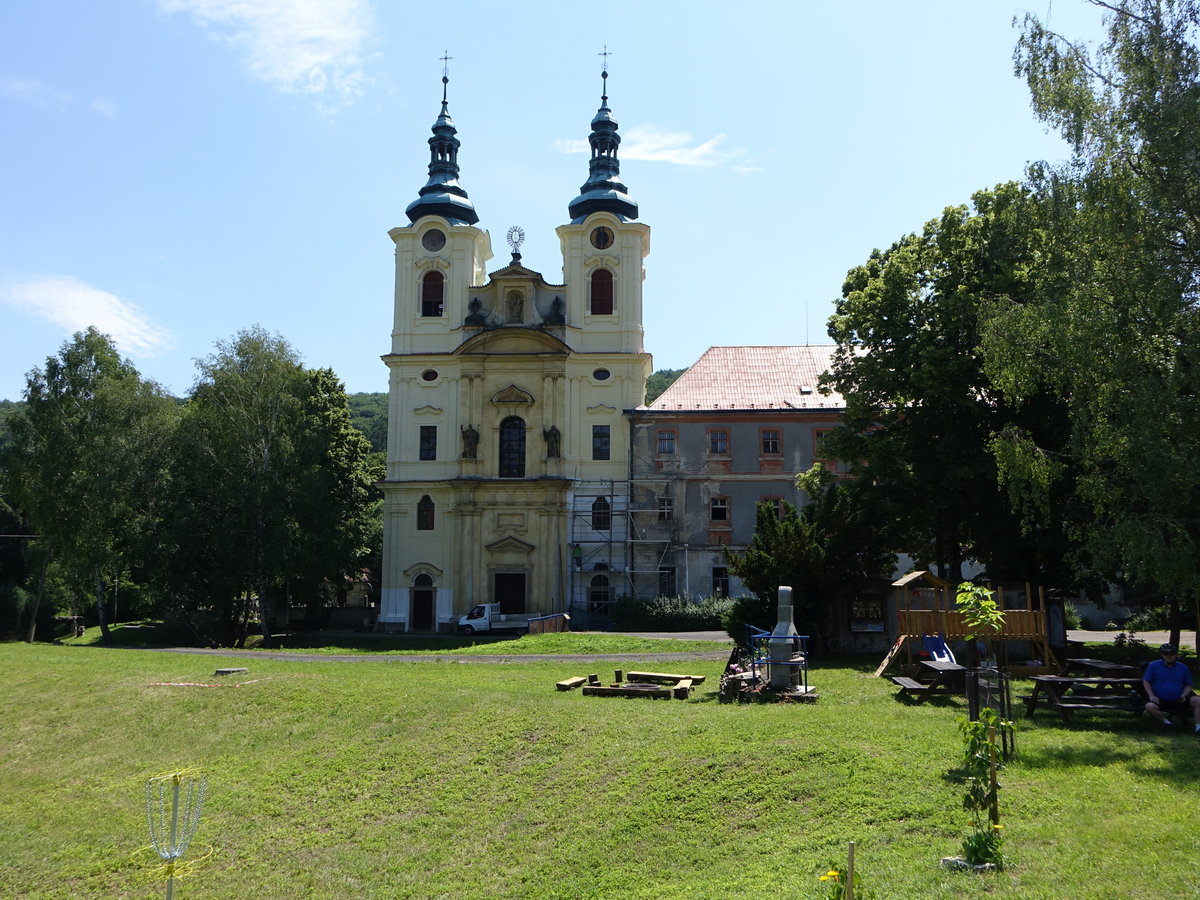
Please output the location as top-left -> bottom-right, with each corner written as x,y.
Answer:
873,571 -> 1059,677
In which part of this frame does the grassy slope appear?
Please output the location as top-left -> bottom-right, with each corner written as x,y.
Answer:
62,624 -> 732,656
1,643 -> 1197,899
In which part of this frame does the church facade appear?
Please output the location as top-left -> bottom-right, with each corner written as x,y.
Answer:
378,71 -> 651,631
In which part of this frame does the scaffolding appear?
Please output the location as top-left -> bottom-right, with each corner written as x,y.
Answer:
625,477 -> 677,600
569,480 -> 628,615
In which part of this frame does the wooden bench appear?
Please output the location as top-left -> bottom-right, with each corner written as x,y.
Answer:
627,671 -> 706,685
1024,675 -> 1146,722
893,672 -> 961,703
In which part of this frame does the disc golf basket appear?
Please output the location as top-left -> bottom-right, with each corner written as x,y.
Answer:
145,771 -> 207,899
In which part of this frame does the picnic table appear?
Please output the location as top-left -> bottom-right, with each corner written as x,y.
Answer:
1023,675 -> 1146,723
892,660 -> 967,703
1061,657 -> 1142,677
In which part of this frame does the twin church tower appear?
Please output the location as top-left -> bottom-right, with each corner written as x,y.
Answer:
378,68 -> 651,630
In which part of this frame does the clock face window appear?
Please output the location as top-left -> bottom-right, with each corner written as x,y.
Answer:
422,229 -> 446,252
590,226 -> 613,250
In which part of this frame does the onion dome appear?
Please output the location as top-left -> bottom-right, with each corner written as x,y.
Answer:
406,74 -> 479,226
568,68 -> 639,222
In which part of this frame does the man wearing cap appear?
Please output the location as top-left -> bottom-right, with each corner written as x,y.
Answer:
1143,644 -> 1200,733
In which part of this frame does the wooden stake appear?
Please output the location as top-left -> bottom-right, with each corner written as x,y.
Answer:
987,725 -> 1000,826
846,840 -> 855,900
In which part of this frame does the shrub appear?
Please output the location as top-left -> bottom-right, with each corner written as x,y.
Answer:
608,595 -> 733,631
721,594 -> 775,646
1125,605 -> 1169,631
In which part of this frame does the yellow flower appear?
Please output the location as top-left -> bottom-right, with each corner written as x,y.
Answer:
819,875 -> 829,882
993,824 -> 1004,830
827,870 -> 839,877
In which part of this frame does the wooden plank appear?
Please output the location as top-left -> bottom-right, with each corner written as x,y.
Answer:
873,635 -> 907,677
555,676 -> 587,692
892,676 -> 931,691
626,671 -> 707,685
581,684 -> 673,700
672,678 -> 694,700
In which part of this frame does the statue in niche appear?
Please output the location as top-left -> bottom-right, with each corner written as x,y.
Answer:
543,296 -> 565,325
507,291 -> 523,323
464,296 -> 488,326
461,424 -> 479,459
543,425 -> 561,458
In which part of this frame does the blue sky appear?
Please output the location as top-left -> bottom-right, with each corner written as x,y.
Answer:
0,1 -> 1109,402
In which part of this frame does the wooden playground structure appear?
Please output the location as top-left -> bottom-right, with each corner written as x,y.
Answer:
873,571 -> 1059,677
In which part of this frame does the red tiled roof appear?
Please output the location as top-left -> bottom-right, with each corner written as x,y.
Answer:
648,345 -> 844,411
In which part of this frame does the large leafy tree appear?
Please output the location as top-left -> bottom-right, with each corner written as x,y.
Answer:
167,327 -> 377,644
984,0 -> 1200,642
3,328 -> 178,642
821,184 -> 1079,585
288,368 -> 380,606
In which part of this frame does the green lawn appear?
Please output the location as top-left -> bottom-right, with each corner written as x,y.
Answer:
62,622 -> 732,656
1,639 -> 1197,899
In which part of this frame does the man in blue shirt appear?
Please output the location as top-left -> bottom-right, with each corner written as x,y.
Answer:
1143,644 -> 1200,733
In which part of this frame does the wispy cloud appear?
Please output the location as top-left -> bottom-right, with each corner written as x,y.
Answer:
156,0 -> 373,106
91,97 -> 119,118
0,76 -> 118,118
1,276 -> 174,356
555,124 -> 747,169
0,76 -> 74,110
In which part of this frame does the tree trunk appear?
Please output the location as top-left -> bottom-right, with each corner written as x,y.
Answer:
94,566 -> 113,645
25,554 -> 49,644
1194,595 -> 1199,657
235,594 -> 250,649
1168,594 -> 1181,652
259,581 -> 274,647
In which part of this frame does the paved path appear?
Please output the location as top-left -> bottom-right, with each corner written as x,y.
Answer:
1069,630 -> 1196,647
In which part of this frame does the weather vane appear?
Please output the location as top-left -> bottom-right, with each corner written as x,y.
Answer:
599,45 -> 611,75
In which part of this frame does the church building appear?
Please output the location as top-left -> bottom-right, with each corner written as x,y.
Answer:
377,70 -> 651,631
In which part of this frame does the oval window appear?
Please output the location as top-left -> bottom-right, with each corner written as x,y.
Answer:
592,368 -> 611,381
421,369 -> 438,382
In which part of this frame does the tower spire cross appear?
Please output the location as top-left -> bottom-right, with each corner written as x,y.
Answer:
440,50 -> 452,100
598,46 -> 611,101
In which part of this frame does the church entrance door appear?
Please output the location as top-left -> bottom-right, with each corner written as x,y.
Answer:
411,574 -> 435,631
494,573 -> 527,615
